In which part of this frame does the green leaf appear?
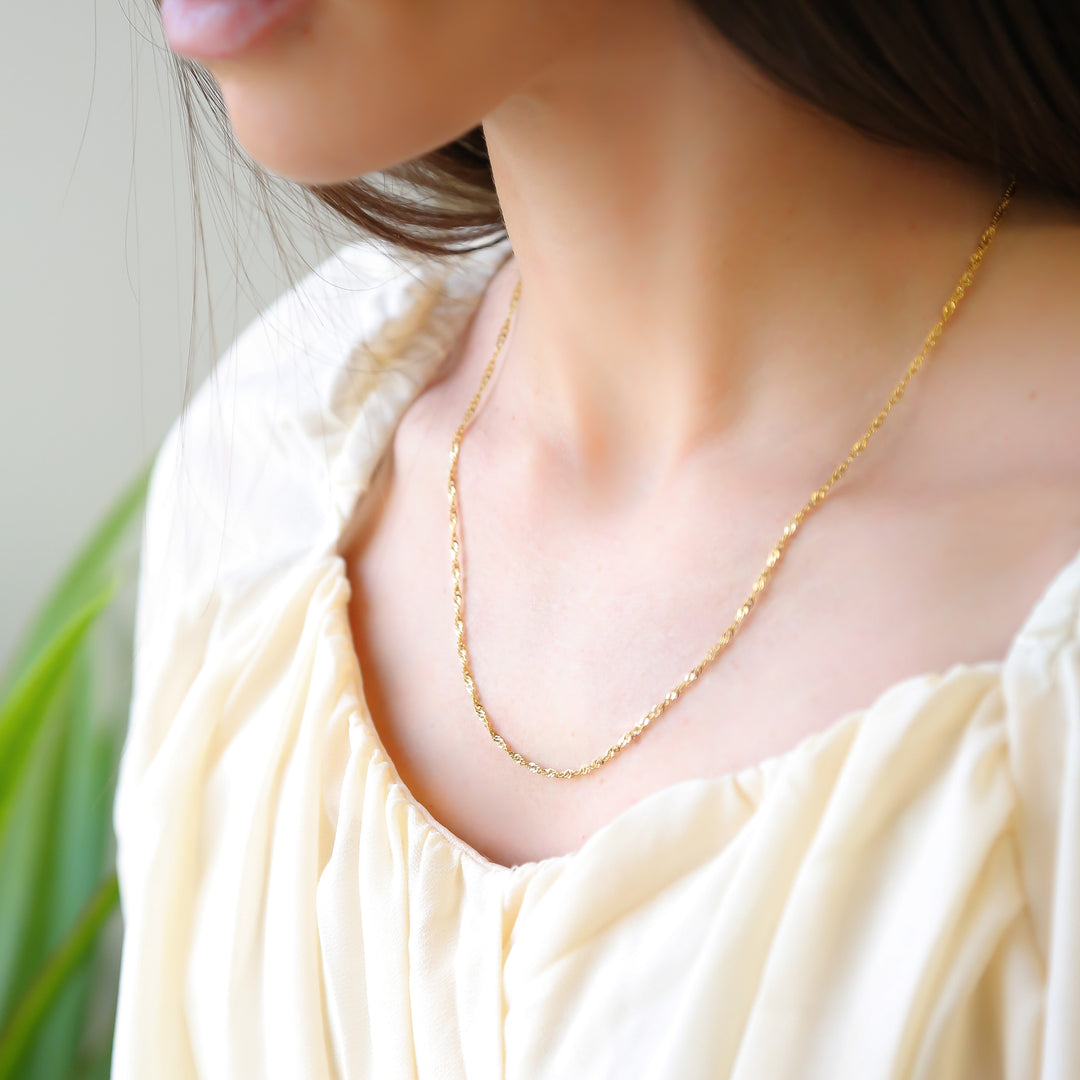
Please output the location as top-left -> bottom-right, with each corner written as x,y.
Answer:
0,585 -> 117,842
0,459 -> 151,699
0,670 -> 72,1020
0,874 -> 119,1080
3,644 -> 125,1080
72,1036 -> 115,1080
0,454 -> 153,1080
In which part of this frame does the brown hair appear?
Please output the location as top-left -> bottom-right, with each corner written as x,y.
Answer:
170,1 -> 1080,259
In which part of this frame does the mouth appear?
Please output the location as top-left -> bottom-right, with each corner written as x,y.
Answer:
159,0 -> 313,60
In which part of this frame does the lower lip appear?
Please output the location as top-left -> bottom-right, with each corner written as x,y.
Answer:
160,0 -> 312,60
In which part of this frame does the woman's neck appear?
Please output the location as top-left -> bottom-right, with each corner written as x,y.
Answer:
479,0 -> 1006,492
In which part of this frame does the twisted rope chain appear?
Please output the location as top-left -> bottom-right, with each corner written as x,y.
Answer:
448,179 -> 1016,779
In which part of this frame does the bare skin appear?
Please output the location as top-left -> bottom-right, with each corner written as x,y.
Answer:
189,0 -> 1080,869
341,223 -> 1080,870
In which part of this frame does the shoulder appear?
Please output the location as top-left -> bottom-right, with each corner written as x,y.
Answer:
118,233 -> 510,815
138,234 -> 512,622
132,240 -> 405,635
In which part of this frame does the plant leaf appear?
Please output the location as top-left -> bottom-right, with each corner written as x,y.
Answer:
0,669 -> 71,1019
0,874 -> 119,1080
0,584 -> 116,841
0,458 -> 151,698
0,452 -> 151,1080
3,642 -> 125,1079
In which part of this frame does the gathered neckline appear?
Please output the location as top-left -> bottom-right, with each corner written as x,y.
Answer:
314,235 -> 1080,879
328,538 -> 1080,879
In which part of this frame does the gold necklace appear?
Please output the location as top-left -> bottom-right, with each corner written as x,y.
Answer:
448,179 -> 1016,780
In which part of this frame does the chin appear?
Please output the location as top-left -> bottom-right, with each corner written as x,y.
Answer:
215,86 -> 375,183
227,127 -> 376,186
216,75 -> 479,187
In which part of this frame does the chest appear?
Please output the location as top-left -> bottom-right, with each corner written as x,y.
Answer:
341,434 -> 1080,870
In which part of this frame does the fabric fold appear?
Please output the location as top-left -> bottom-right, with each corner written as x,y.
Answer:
111,235 -> 1080,1080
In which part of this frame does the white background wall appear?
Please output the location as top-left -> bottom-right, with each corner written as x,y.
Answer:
0,0 -> 335,669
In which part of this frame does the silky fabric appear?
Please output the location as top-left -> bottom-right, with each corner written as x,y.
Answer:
110,235 -> 1079,1079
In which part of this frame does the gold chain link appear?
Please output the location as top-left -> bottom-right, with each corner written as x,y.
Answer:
448,179 -> 1017,780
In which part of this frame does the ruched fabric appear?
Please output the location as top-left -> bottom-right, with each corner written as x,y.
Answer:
110,236 -> 1080,1079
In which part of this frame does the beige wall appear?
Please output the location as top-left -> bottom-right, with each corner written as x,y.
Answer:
0,0 -> 335,668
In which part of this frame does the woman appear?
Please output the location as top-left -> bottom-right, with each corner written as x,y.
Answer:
112,1 -> 1079,1076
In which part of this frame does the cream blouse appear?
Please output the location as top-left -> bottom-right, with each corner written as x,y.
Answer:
111,234 -> 1079,1079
